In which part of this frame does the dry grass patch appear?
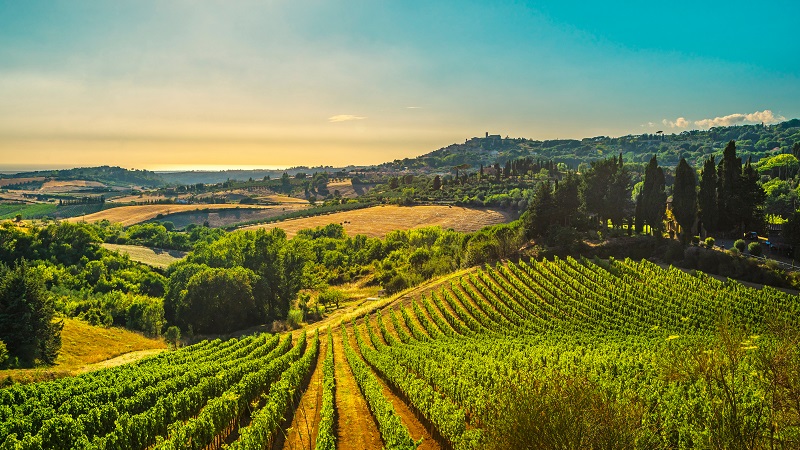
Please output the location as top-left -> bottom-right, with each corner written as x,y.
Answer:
102,243 -> 187,269
65,204 -> 269,226
245,204 -> 514,238
1,318 -> 165,383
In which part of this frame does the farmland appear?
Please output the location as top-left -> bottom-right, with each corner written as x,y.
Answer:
243,204 -> 515,238
101,244 -> 187,269
64,204 -> 277,227
4,257 -> 799,449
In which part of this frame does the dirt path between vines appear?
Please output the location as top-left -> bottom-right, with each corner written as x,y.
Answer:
333,331 -> 383,450
347,323 -> 441,450
281,338 -> 326,450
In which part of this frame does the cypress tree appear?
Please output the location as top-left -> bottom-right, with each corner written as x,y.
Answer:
717,140 -> 742,232
698,156 -> 718,234
524,182 -> 556,238
673,158 -> 697,242
639,156 -> 667,235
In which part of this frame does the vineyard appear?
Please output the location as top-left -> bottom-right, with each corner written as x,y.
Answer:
2,257 -> 800,449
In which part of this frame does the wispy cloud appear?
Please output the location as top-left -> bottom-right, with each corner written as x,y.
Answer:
694,110 -> 785,128
406,106 -> 422,109
328,114 -> 366,123
662,117 -> 690,128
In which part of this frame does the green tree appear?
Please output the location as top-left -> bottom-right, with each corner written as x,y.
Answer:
0,262 -> 63,365
698,156 -> 719,234
177,266 -> 259,334
717,140 -> 742,232
739,158 -> 766,233
637,156 -> 667,235
432,175 -> 442,191
281,172 -> 292,193
672,158 -> 697,242
524,182 -> 556,238
783,211 -> 800,258
582,156 -> 631,228
554,173 -> 581,227
164,326 -> 181,349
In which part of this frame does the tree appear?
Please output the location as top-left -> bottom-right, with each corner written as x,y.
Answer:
698,156 -> 718,234
523,182 -> 555,238
637,156 -> 666,235
784,211 -> 800,258
164,326 -> 181,349
672,158 -> 697,242
281,172 -> 292,193
432,175 -> 441,191
176,266 -> 260,334
739,158 -> 766,233
717,140 -> 742,232
553,173 -> 581,227
0,262 -> 63,365
582,156 -> 630,228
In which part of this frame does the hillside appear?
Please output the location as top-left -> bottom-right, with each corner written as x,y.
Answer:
5,258 -> 800,448
1,166 -> 165,187
377,118 -> 800,172
1,318 -> 165,384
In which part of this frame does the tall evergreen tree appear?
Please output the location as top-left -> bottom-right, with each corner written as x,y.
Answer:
554,172 -> 581,227
698,156 -> 718,234
581,156 -> 631,228
524,182 -> 555,238
739,157 -> 766,233
717,140 -> 742,232
672,158 -> 697,242
639,156 -> 667,235
0,262 -> 63,365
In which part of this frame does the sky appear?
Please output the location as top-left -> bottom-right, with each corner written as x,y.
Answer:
0,1 -> 798,170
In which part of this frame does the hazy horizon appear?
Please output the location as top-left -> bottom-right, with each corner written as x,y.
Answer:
1,1 -> 798,169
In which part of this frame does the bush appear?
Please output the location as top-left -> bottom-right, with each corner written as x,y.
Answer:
318,288 -> 345,309
78,307 -> 113,327
705,237 -> 716,248
734,239 -> 746,252
164,326 -> 181,349
287,309 -> 304,329
748,241 -> 763,257
0,340 -> 7,367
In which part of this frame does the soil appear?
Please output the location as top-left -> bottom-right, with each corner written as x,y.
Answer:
281,337 -> 326,450
333,331 -> 383,450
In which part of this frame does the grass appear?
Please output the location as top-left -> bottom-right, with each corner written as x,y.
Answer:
102,243 -> 187,269
1,317 -> 166,383
0,203 -> 57,219
243,204 -> 515,238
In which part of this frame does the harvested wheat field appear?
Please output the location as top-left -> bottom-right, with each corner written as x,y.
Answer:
65,204 -> 269,226
325,179 -> 373,198
40,180 -> 106,192
243,204 -> 515,238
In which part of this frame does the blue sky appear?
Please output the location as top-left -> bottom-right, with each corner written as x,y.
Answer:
0,1 -> 798,169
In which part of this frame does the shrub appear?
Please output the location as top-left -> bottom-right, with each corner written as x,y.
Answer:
748,241 -> 762,257
705,237 -> 716,248
287,309 -> 304,329
0,340 -> 7,367
164,326 -> 181,349
78,307 -> 113,327
734,239 -> 746,252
